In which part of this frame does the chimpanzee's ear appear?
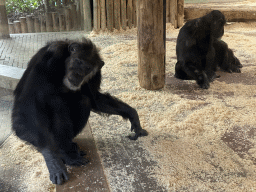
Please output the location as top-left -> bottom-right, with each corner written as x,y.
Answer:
98,60 -> 105,69
68,43 -> 80,53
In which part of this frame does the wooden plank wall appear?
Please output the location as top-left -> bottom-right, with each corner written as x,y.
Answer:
94,0 -> 138,31
168,0 -> 184,28
94,0 -> 184,31
8,0 -> 184,34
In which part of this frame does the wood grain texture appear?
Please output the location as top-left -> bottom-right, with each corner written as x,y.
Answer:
132,0 -> 137,27
170,0 -> 177,28
19,17 -> 28,33
106,0 -> 114,31
100,0 -> 106,30
114,0 -> 121,30
127,0 -> 132,29
83,0 -> 92,31
177,0 -> 184,27
138,0 -> 166,90
121,0 -> 126,30
166,0 -> 170,22
64,8 -> 71,31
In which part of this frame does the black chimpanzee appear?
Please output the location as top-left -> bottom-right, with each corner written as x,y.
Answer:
213,39 -> 243,73
175,10 -> 226,89
12,38 -> 148,185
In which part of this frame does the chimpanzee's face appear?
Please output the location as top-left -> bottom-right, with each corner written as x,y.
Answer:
63,42 -> 104,91
210,10 -> 226,39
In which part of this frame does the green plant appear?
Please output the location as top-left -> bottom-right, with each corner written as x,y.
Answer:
5,0 -> 42,15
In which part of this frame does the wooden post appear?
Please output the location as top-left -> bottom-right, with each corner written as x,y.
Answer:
138,0 -> 166,90
0,0 -> 10,38
127,0 -> 132,29
8,18 -> 12,25
52,12 -> 59,32
64,7 -> 72,31
177,0 -> 184,28
34,17 -> 41,32
106,0 -> 113,31
59,14 -> 66,31
132,0 -> 137,27
76,2 -> 81,30
80,0 -> 84,30
100,0 -> 106,30
14,21 -> 22,33
121,0 -> 126,30
114,0 -> 121,30
8,23 -> 15,34
46,12 -> 53,32
166,0 -> 170,22
83,0 -> 92,31
70,4 -> 77,30
26,15 -> 35,33
19,17 -> 28,33
93,0 -> 99,30
170,0 -> 177,28
40,15 -> 46,32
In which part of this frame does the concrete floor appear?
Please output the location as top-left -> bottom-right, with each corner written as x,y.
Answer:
0,88 -> 13,147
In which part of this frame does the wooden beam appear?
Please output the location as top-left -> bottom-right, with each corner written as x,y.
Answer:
132,0 -> 137,27
127,0 -> 132,29
100,0 -> 106,30
83,0 -> 92,31
114,0 -> 121,30
170,0 -> 177,28
19,17 -> 28,33
0,0 -> 10,38
93,0 -> 99,30
64,8 -> 71,31
27,15 -> 36,32
177,0 -> 184,27
138,0 -> 166,90
80,0 -> 84,30
185,8 -> 256,22
121,0 -> 126,30
106,0 -> 114,31
166,0 -> 170,22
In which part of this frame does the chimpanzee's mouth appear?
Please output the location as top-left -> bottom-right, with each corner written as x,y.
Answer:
68,78 -> 82,87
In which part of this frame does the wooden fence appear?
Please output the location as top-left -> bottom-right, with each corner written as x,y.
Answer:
93,0 -> 184,31
8,4 -> 80,34
8,0 -> 184,34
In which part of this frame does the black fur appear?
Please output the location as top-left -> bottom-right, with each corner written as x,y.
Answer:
213,39 -> 242,73
175,10 -> 226,89
12,38 -> 148,185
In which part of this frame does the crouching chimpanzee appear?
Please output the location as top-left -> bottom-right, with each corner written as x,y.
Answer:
213,39 -> 243,73
175,10 -> 226,89
12,38 -> 148,185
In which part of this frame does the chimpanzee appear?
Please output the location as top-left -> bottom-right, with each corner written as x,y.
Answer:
12,38 -> 148,185
213,39 -> 243,73
175,10 -> 226,89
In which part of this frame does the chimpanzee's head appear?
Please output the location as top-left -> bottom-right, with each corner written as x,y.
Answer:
209,10 -> 226,39
63,38 -> 104,91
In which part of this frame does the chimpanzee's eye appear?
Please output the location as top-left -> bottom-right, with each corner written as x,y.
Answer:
69,43 -> 80,53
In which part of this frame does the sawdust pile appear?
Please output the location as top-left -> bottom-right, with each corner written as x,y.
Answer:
0,135 -> 55,192
90,22 -> 256,191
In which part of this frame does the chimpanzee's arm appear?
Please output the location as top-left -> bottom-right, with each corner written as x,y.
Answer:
91,92 -> 148,140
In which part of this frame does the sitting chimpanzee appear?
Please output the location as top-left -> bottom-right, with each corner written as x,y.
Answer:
12,38 -> 148,185
213,39 -> 242,73
175,10 -> 226,89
